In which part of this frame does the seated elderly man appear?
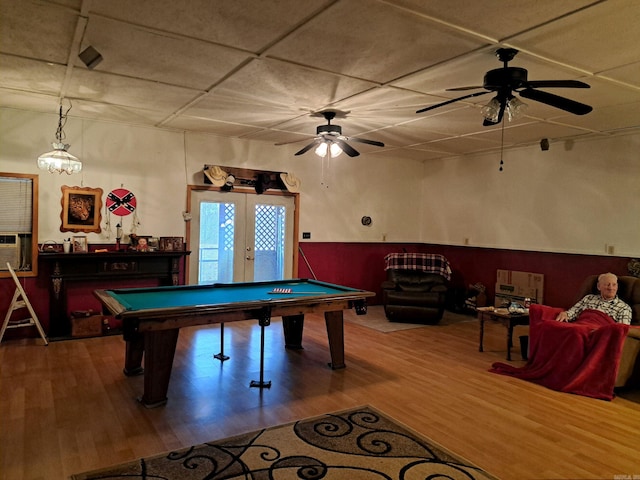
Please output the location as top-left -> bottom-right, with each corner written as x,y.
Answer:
490,272 -> 632,400
555,272 -> 632,325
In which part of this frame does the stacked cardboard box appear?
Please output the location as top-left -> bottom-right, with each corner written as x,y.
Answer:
495,270 -> 544,307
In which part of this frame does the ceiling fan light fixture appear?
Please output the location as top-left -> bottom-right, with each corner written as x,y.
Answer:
314,141 -> 343,158
481,97 -> 501,123
37,104 -> 82,174
329,142 -> 343,158
314,142 -> 328,157
506,96 -> 528,121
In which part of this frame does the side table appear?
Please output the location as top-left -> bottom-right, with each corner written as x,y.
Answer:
477,307 -> 529,361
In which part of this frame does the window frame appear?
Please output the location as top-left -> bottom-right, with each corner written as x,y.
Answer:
0,172 -> 39,278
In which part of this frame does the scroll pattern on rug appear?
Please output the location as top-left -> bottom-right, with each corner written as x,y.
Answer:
72,406 -> 496,479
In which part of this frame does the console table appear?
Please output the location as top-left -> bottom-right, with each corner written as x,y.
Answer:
39,251 -> 189,337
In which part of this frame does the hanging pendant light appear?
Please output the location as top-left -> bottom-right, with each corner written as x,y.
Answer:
37,104 -> 82,175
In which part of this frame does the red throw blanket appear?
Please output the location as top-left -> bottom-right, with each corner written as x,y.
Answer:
490,304 -> 630,400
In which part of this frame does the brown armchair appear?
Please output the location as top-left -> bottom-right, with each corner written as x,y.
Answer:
575,275 -> 640,388
381,253 -> 451,324
382,270 -> 448,324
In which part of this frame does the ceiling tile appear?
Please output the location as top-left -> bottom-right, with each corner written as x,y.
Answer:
0,0 -> 638,160
267,0 -> 487,83
88,0 -> 335,52
211,58 -> 378,110
510,0 -> 640,73
384,0 -> 598,40
82,16 -> 254,90
0,56 -> 66,96
65,70 -> 201,112
0,0 -> 79,64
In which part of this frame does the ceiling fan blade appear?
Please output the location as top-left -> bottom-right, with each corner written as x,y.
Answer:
294,139 -> 320,156
416,90 -> 490,114
519,88 -> 593,115
334,138 -> 360,157
526,80 -> 590,89
347,136 -> 384,147
275,137 -> 313,146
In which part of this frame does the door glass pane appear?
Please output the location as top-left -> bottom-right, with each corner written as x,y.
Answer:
253,204 -> 286,281
198,202 -> 235,284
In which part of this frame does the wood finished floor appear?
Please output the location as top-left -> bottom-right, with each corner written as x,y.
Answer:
1,312 -> 639,480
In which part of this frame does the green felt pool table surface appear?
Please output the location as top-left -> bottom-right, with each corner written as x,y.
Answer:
103,279 -> 360,314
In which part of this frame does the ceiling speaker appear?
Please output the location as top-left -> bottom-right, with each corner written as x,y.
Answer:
540,138 -> 550,151
79,46 -> 103,69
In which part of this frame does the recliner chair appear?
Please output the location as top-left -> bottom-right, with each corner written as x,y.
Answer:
381,269 -> 448,324
575,274 -> 640,388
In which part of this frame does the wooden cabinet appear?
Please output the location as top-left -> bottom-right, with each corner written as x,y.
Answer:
39,251 -> 189,337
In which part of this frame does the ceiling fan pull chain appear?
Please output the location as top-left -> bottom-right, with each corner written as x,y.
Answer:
499,120 -> 506,172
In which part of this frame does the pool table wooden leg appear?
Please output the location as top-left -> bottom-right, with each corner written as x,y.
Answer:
124,334 -> 145,376
282,314 -> 304,349
324,310 -> 345,369
140,329 -> 179,408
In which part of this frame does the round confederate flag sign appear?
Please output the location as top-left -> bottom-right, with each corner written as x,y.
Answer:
106,188 -> 137,216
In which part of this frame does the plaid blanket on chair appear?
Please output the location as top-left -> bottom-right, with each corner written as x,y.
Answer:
384,253 -> 452,281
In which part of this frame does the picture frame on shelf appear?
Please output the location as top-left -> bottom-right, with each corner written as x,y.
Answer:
130,234 -> 152,252
72,235 -> 88,253
60,185 -> 103,233
148,237 -> 159,251
135,236 -> 152,252
159,237 -> 184,252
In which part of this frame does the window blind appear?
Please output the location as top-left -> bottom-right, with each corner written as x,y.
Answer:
0,176 -> 33,233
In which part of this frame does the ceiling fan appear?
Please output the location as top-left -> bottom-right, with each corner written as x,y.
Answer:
292,110 -> 384,158
416,48 -> 593,126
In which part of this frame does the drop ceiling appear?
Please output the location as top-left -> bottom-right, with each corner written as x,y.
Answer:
1,0 -> 639,161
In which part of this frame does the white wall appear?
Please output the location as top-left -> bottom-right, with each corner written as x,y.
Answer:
2,107 -> 638,256
0,107 -> 423,245
420,134 -> 640,257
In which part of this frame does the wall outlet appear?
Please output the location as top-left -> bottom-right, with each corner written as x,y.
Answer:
607,245 -> 615,255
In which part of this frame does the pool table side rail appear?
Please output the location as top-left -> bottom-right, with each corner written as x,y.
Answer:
94,288 -> 375,322
98,279 -> 361,298
136,299 -> 362,333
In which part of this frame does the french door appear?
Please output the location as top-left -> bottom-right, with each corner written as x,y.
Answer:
188,190 -> 295,285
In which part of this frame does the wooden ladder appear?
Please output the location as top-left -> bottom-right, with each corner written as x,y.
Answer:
0,262 -> 48,345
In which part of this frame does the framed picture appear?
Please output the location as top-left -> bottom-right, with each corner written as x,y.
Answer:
134,235 -> 152,252
60,185 -> 103,233
159,237 -> 184,252
72,235 -> 88,253
148,237 -> 159,251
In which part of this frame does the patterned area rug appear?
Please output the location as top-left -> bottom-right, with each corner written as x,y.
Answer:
344,305 -> 476,332
71,406 -> 496,480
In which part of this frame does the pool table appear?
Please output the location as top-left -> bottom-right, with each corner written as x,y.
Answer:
94,279 -> 374,407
